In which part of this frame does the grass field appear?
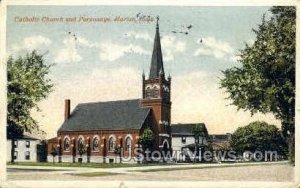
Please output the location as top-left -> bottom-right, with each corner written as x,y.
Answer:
72,172 -> 119,177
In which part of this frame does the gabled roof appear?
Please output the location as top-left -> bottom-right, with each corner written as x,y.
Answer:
7,134 -> 40,140
149,21 -> 165,79
58,99 -> 150,132
171,123 -> 208,137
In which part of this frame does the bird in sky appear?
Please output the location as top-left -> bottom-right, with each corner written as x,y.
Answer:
171,24 -> 192,35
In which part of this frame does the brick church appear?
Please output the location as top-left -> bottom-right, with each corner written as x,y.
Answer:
47,21 -> 172,163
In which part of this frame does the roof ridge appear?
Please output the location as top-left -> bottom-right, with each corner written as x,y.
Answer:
171,123 -> 205,126
77,98 -> 141,106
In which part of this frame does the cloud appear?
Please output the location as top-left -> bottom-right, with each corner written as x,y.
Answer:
54,36 -> 98,63
54,37 -> 82,63
99,42 -> 150,62
76,36 -> 98,48
10,35 -> 52,53
124,31 -> 152,42
193,37 -> 234,61
171,71 -> 281,134
161,35 -> 186,62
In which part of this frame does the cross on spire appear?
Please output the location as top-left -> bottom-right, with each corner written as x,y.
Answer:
156,16 -> 159,29
149,16 -> 165,79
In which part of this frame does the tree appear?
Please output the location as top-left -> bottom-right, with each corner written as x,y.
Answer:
220,6 -> 295,161
192,124 -> 208,162
230,121 -> 287,160
139,128 -> 154,150
193,124 -> 208,142
7,50 -> 54,163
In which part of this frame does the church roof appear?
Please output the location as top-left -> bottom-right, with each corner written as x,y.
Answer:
171,123 -> 208,137
149,21 -> 165,79
58,99 -> 150,132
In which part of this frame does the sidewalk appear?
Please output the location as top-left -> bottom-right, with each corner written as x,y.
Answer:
7,161 -> 289,174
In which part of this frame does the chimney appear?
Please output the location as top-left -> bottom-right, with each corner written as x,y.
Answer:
64,99 -> 71,121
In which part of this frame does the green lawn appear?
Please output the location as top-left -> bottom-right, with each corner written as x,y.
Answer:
72,171 -> 119,177
7,162 -> 169,168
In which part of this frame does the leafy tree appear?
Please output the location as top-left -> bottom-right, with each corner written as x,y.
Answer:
193,124 -> 208,142
230,121 -> 287,159
7,50 -> 54,163
220,7 -> 295,161
192,124 -> 208,162
139,128 -> 154,150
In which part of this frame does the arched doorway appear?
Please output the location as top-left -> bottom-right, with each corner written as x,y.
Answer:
162,139 -> 170,162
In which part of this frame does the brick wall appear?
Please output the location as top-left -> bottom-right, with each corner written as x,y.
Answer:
48,129 -> 141,161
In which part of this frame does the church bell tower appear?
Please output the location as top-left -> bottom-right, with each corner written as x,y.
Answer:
141,18 -> 171,149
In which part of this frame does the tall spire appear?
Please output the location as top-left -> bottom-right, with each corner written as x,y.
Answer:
149,16 -> 164,79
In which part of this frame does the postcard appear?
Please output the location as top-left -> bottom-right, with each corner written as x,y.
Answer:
1,1 -> 299,188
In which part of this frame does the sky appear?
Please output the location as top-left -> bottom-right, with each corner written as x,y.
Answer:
6,6 -> 281,138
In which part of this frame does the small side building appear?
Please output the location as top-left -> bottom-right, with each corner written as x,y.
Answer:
171,123 -> 208,162
7,135 -> 42,162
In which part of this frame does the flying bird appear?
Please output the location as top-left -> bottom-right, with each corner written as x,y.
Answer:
187,25 -> 192,29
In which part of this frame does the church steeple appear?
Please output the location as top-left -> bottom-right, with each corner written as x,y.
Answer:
141,19 -> 171,150
149,17 -> 164,79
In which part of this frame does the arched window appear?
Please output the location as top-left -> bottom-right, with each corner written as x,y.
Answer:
109,137 -> 115,152
125,137 -> 132,151
146,87 -> 151,98
78,137 -> 84,150
64,137 -> 70,151
92,137 -> 99,151
153,86 -> 159,98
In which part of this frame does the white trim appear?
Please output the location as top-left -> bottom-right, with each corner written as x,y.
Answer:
161,139 -> 170,149
125,135 -> 133,152
78,135 -> 85,141
63,135 -> 71,151
92,135 -> 100,152
108,135 -> 116,152
125,134 -> 133,140
77,135 -> 85,147
159,133 -> 170,137
108,134 -> 116,140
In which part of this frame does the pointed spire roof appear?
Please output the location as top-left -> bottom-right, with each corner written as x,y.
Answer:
149,17 -> 164,79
